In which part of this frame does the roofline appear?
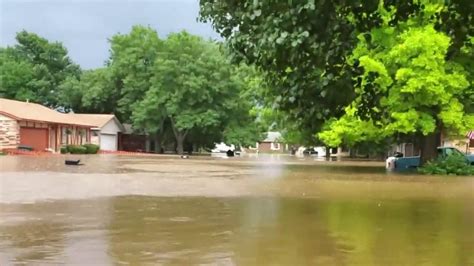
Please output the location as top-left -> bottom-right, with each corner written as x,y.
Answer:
113,116 -> 126,132
68,113 -> 125,131
0,111 -> 21,120
0,111 -> 94,127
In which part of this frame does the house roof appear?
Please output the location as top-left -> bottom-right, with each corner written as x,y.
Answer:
263,131 -> 282,142
67,113 -> 124,131
0,98 -> 94,127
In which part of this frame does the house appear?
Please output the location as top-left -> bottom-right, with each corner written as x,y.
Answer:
442,130 -> 474,154
0,98 -> 94,152
68,114 -> 124,151
388,130 -> 474,157
250,131 -> 288,153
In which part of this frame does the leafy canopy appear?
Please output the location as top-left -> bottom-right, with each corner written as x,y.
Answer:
0,30 -> 81,107
319,2 -> 473,147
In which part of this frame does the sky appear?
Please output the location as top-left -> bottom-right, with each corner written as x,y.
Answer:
0,0 -> 220,69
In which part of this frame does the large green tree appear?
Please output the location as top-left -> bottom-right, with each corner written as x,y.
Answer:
59,68 -> 117,114
0,31 -> 81,107
319,2 -> 473,163
132,31 -> 247,154
200,0 -> 473,162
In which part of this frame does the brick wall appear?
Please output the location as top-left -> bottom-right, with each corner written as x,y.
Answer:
0,114 -> 19,150
258,141 -> 285,153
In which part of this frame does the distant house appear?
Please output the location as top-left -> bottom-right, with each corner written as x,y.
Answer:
251,131 -> 287,153
442,130 -> 474,154
68,114 -> 124,151
0,98 -> 94,152
388,130 -> 474,157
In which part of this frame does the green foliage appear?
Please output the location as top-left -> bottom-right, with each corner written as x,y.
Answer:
318,107 -> 384,147
60,68 -> 117,114
200,0 -> 474,155
0,31 -> 81,107
318,3 -> 473,159
419,154 -> 474,176
82,144 -> 100,154
132,31 -> 261,153
66,145 -> 87,154
109,25 -> 162,122
60,146 -> 68,154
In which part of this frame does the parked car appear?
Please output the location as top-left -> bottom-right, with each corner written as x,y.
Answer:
303,148 -> 318,155
386,147 -> 474,170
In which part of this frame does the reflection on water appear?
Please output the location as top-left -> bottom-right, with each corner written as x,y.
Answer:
0,155 -> 473,265
0,197 -> 473,265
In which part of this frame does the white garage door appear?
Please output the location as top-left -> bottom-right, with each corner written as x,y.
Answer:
100,134 -> 117,151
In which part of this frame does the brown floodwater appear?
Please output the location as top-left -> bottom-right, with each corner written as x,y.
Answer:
0,154 -> 473,265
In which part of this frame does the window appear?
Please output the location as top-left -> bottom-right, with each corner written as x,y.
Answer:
271,142 -> 280,150
443,147 -> 464,157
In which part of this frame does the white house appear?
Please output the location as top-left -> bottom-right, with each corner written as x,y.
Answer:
69,114 -> 124,151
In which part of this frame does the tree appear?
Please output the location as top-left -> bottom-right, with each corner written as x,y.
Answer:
59,68 -> 117,114
0,31 -> 81,107
132,31 -> 241,154
107,25 -> 163,122
320,2 -> 473,164
200,0 -> 362,133
200,0 -> 473,163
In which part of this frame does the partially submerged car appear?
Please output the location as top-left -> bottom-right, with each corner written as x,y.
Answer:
386,147 -> 474,170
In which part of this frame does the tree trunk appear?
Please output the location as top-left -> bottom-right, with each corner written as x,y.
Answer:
155,119 -> 165,154
169,117 -> 188,155
176,134 -> 184,155
419,131 -> 441,166
155,135 -> 162,154
349,148 -> 355,158
325,146 -> 331,160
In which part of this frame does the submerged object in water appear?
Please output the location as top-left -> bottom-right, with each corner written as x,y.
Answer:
65,159 -> 81,165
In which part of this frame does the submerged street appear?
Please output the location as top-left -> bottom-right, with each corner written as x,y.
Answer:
0,155 -> 473,265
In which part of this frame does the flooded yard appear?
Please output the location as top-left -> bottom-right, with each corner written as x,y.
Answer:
1,155 -> 473,265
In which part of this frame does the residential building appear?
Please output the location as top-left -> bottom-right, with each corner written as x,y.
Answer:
68,114 -> 124,151
245,131 -> 287,153
0,98 -> 94,152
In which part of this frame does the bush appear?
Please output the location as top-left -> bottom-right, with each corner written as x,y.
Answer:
67,145 -> 87,154
60,146 -> 68,154
82,144 -> 100,154
419,154 -> 474,176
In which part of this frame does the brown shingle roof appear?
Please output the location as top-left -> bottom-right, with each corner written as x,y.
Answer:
67,114 -> 115,128
0,98 -> 94,127
67,113 -> 124,131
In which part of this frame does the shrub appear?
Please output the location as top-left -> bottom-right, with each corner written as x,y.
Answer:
419,154 -> 474,176
60,146 -> 68,154
82,144 -> 100,154
67,145 -> 87,154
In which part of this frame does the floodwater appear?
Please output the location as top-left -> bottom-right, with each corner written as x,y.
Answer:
0,155 -> 473,265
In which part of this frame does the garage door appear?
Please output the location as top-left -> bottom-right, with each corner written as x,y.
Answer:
20,127 -> 48,151
100,134 -> 117,151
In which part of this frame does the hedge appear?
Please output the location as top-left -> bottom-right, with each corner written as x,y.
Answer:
82,144 -> 100,154
67,145 -> 88,154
